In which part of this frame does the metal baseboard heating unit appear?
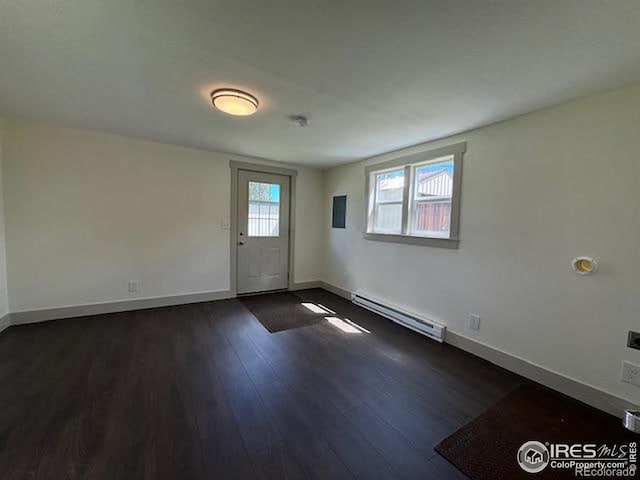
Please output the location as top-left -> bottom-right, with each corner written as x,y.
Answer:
351,292 -> 445,342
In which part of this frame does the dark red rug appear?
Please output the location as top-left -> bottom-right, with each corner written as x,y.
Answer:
435,385 -> 638,479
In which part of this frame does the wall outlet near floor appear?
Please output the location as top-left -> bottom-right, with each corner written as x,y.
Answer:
468,314 -> 481,331
621,361 -> 640,387
128,280 -> 139,293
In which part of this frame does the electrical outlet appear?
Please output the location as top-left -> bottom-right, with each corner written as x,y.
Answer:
469,314 -> 481,331
128,280 -> 138,293
621,361 -> 640,387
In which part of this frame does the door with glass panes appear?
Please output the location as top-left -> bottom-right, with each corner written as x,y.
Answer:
237,170 -> 290,294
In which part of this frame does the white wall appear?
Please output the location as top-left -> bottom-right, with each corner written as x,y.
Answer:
0,121 -> 9,318
323,83 -> 640,405
1,118 -> 323,312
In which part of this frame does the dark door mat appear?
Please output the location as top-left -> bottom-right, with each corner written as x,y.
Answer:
435,385 -> 638,480
239,291 -> 326,333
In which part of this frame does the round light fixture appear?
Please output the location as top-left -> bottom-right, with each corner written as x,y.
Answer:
211,89 -> 259,116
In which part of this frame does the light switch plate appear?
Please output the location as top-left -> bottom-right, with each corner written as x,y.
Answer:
221,219 -> 231,230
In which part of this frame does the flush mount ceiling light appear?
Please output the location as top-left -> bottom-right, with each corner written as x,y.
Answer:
211,88 -> 259,116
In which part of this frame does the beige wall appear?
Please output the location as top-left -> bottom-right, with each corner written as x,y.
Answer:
322,83 -> 640,405
1,119 -> 324,312
0,121 -> 9,318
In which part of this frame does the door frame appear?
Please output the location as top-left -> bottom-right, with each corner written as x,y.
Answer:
229,160 -> 298,296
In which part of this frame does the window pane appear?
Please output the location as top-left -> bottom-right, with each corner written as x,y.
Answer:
248,181 -> 280,236
371,169 -> 404,233
414,201 -> 451,235
376,170 -> 404,203
375,203 -> 402,232
412,159 -> 453,237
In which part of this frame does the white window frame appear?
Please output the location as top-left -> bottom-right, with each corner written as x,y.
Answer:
363,142 -> 465,249
370,167 -> 406,234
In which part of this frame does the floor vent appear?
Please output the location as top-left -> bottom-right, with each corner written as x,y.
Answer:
351,292 -> 445,343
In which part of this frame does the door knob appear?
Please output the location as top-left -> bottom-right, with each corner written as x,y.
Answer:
238,240 -> 245,245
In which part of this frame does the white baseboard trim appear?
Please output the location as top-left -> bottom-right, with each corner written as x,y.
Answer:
6,280 -> 324,327
319,281 -> 351,299
9,289 -> 234,326
289,280 -> 323,291
0,313 -> 10,334
445,331 -> 635,418
318,281 -> 635,418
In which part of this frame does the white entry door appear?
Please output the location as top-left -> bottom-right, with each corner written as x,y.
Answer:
237,170 -> 290,294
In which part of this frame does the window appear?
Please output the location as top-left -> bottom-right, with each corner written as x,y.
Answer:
372,169 -> 404,233
410,160 -> 453,238
364,142 -> 465,248
248,181 -> 280,236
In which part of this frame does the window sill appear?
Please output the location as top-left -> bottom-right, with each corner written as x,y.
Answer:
362,232 -> 459,249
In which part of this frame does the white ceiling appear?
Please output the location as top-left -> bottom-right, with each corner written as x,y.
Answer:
1,1 -> 640,168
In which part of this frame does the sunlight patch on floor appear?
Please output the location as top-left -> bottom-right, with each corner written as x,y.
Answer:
326,317 -> 360,333
342,317 -> 371,334
301,302 -> 329,314
325,316 -> 370,334
300,302 -> 370,334
317,303 -> 336,314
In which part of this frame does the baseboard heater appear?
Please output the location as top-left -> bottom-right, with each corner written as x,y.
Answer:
351,292 -> 445,343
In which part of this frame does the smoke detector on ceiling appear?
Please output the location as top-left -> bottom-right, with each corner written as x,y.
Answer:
291,115 -> 309,127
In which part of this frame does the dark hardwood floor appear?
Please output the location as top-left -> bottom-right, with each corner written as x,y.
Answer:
0,288 -> 524,479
